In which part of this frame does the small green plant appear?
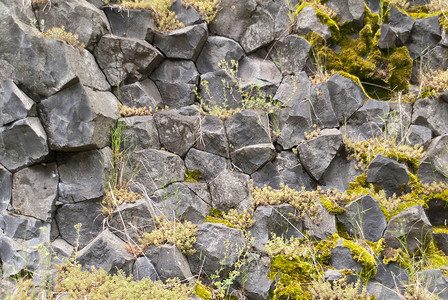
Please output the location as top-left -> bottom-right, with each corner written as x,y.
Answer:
39,26 -> 85,50
309,277 -> 372,299
185,169 -> 201,182
205,208 -> 255,231
118,103 -> 153,117
419,69 -> 448,99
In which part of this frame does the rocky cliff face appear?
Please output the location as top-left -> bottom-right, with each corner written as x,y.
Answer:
1,0 -> 448,299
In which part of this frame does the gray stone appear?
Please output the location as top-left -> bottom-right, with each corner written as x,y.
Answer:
297,128 -> 343,181
366,281 -> 405,300
209,169 -> 252,212
295,5 -> 331,40
132,256 -> 158,281
412,46 -> 448,84
196,36 -> 245,74
116,79 -> 163,111
385,101 -> 412,144
272,2 -> 295,39
51,238 -> 74,265
108,199 -> 155,243
0,165 -> 11,211
241,7 -> 275,54
0,117 -> 48,172
120,116 -> 160,150
383,205 -> 432,254
406,125 -> 432,147
366,155 -> 410,197
426,198 -> 448,226
327,73 -> 367,124
104,6 -> 156,42
55,199 -> 105,249
329,240 -> 362,274
12,163 -> 58,222
0,80 -> 35,127
0,235 -> 41,277
169,0 -> 202,26
327,0 -> 365,28
0,213 -> 49,241
198,70 -> 243,110
249,204 -> 303,252
433,232 -> 448,255
225,110 -> 271,151
321,151 -> 362,192
145,244 -> 193,283
57,149 -> 110,203
378,24 -> 397,50
150,60 -> 199,108
388,7 -> 414,45
34,0 -> 110,50
154,23 -> 208,60
185,148 -> 228,181
76,229 -> 134,275
39,83 -> 118,151
209,0 -> 257,41
95,34 -> 164,86
235,253 -> 272,300
310,83 -> 339,128
130,149 -> 185,195
417,269 -> 448,300
188,223 -> 246,278
412,97 -> 448,136
274,72 -> 312,106
338,194 -> 387,242
417,134 -> 448,184
374,258 -> 408,292
0,0 -> 35,23
324,269 -> 344,282
304,201 -> 337,240
196,115 -> 229,158
237,56 -> 282,98
269,36 -> 311,76
407,16 -> 442,59
154,109 -> 199,157
277,101 -> 314,149
231,144 -> 276,175
151,182 -> 211,224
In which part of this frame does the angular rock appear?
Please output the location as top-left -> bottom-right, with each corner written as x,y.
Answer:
104,7 -> 156,42
407,16 -> 442,59
231,144 -> 276,174
76,229 -> 134,275
417,134 -> 448,184
237,56 -> 282,97
209,0 -> 258,42
133,256 -> 158,281
185,148 -> 227,181
374,258 -> 408,292
337,194 -> 387,242
154,23 -> 207,60
366,155 -> 410,197
417,269 -> 448,299
385,101 -> 412,144
295,5 -> 331,40
225,110 -> 271,151
321,151 -> 362,192
433,231 -> 448,255
297,128 -> 343,181
309,83 -> 339,128
241,7 -> 275,54
329,240 -> 363,274
269,36 -> 311,75
145,244 -> 193,283
387,7 -> 414,47
383,205 -> 432,254
327,73 -> 367,124
326,0 -> 364,28
34,0 -> 110,50
119,116 -> 160,150
150,60 -> 199,108
0,235 -> 41,277
271,1 -> 296,39
95,34 -> 164,86
57,149 -> 110,203
169,0 -> 202,26
0,0 -> 35,23
151,183 -> 211,224
412,46 -> 448,84
188,223 -> 246,278
0,80 -> 35,127
209,169 -> 252,212
198,70 -> 243,110
412,97 -> 448,136
277,101 -> 313,149
304,201 -> 337,240
196,36 -> 245,74
12,163 -> 58,222
116,79 -> 163,111
0,117 -> 48,172
366,281 -> 405,300
154,109 -> 199,157
0,165 -> 11,211
131,149 -> 185,195
196,115 -> 229,158
55,199 -> 105,249
0,213 -> 49,241
405,125 -> 432,147
249,204 -> 303,252
378,24 -> 397,50
426,198 -> 448,226
108,199 -> 155,243
51,238 -> 74,265
235,254 -> 272,300
274,72 -> 312,106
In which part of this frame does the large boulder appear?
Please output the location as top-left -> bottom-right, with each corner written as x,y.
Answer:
116,79 -> 163,111
185,148 -> 228,181
95,34 -> 164,86
366,155 -> 410,197
231,144 -> 276,175
209,169 -> 252,212
240,7 -> 275,54
417,134 -> 448,184
274,72 -> 312,106
269,36 -> 311,75
39,83 -> 118,151
12,163 -> 58,222
225,110 -> 271,150
198,70 -> 243,110
104,7 -> 156,42
0,80 -> 35,127
406,15 -> 441,59
412,97 -> 448,136
195,114 -> 229,158
150,60 -> 199,108
0,117 -> 48,172
119,116 -> 160,151
276,101 -> 314,149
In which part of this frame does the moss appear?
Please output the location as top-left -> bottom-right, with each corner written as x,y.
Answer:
185,169 -> 201,182
314,7 -> 341,42
204,215 -> 235,228
337,71 -> 370,98
388,46 -> 413,93
341,239 -> 377,281
194,282 -> 212,300
322,197 -> 346,214
433,225 -> 448,234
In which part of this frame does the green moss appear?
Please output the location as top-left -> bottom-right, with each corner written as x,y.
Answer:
314,7 -> 341,42
322,197 -> 346,214
204,215 -> 235,228
185,169 -> 201,182
433,225 -> 448,234
341,239 -> 377,281
194,282 -> 212,300
388,46 -> 413,93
